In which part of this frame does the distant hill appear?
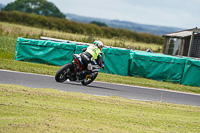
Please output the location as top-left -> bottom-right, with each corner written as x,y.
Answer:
66,13 -> 183,36
0,2 -> 183,36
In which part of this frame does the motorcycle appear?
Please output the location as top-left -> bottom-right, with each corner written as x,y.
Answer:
55,52 -> 105,86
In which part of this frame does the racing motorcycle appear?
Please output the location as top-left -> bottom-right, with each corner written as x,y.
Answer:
55,52 -> 105,86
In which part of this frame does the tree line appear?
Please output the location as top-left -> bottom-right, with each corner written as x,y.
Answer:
0,11 -> 164,44
2,0 -> 66,18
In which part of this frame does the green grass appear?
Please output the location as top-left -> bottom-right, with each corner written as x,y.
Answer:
0,36 -> 16,59
1,84 -> 200,133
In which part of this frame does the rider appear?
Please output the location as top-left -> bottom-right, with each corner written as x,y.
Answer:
80,40 -> 104,73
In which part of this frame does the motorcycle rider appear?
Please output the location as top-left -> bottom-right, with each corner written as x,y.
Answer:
80,40 -> 104,73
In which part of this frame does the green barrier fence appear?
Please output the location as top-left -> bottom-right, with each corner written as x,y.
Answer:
101,47 -> 130,76
129,51 -> 186,83
15,37 -> 76,66
15,37 -> 200,87
74,45 -> 88,54
182,58 -> 200,87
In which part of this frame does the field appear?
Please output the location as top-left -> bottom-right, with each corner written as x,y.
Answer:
0,22 -> 162,52
1,84 -> 200,133
0,21 -> 200,132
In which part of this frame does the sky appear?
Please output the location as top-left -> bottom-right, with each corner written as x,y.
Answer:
1,0 -> 200,29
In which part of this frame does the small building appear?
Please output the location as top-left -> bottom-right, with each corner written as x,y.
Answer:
162,27 -> 200,58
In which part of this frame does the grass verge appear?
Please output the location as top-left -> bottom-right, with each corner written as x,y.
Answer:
0,84 -> 200,132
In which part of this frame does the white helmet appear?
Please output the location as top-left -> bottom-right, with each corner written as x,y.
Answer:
94,40 -> 104,50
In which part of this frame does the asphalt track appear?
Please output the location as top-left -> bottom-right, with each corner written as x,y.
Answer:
1,69 -> 200,106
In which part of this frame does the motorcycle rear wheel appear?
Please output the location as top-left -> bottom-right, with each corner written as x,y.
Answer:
55,64 -> 72,82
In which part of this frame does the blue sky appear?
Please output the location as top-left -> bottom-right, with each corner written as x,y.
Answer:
1,0 -> 200,29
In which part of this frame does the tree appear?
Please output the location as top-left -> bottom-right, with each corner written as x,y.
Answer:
90,21 -> 107,27
2,0 -> 66,18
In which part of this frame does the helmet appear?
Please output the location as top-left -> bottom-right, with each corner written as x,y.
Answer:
146,49 -> 153,53
94,40 -> 104,50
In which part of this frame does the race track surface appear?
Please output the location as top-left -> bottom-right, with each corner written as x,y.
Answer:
1,69 -> 200,106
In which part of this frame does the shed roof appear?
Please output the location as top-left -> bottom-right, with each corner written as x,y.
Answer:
162,27 -> 200,38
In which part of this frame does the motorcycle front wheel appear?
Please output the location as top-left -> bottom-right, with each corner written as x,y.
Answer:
81,72 -> 98,86
55,64 -> 72,82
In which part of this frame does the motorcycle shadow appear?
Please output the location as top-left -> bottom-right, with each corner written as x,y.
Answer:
63,81 -> 123,92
